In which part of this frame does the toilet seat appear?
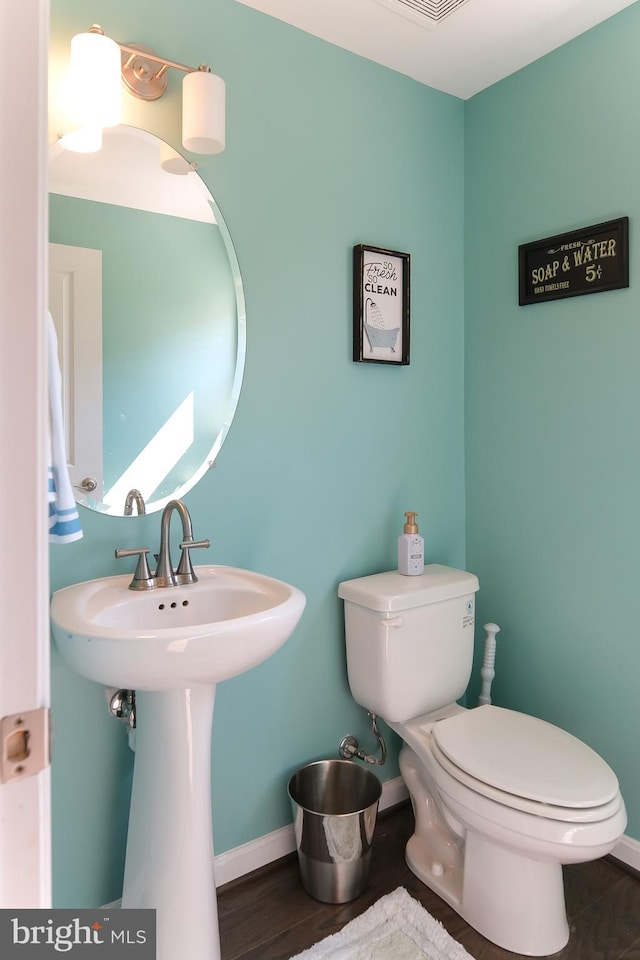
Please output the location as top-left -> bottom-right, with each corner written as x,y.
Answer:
424,705 -> 621,822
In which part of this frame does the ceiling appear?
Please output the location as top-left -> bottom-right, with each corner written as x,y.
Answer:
234,0 -> 638,99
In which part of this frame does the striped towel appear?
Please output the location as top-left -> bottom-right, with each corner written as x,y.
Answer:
48,311 -> 83,543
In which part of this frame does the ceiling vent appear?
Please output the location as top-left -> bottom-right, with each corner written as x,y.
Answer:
373,0 -> 471,29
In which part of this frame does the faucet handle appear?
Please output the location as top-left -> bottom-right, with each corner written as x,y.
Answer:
115,547 -> 155,591
176,539 -> 210,584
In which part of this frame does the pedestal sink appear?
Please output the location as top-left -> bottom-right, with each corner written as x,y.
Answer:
50,565 -> 306,960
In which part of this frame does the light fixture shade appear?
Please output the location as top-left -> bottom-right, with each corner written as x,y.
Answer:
159,143 -> 191,175
60,126 -> 103,154
69,29 -> 122,129
182,70 -> 225,155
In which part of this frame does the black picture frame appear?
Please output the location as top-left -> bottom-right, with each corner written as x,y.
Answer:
353,244 -> 410,364
518,217 -> 629,305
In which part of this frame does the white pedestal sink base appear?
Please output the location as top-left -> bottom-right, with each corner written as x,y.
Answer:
122,686 -> 220,960
50,565 -> 307,959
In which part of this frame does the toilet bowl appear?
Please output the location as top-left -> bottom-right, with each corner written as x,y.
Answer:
393,704 -> 626,955
338,566 -> 627,956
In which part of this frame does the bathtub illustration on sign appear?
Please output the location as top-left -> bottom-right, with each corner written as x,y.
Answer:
364,298 -> 400,353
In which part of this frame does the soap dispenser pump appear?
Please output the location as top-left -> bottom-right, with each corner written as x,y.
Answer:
398,511 -> 424,576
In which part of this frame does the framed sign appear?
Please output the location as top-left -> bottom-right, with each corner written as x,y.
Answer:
518,217 -> 629,305
353,244 -> 410,364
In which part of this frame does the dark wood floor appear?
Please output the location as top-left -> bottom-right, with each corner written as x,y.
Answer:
217,802 -> 640,960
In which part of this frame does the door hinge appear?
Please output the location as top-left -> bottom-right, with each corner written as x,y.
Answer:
0,707 -> 50,784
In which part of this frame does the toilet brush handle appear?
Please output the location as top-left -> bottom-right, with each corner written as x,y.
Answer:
478,622 -> 501,706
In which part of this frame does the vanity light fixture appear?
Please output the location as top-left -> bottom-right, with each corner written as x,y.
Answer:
61,27 -> 122,152
62,25 -> 225,156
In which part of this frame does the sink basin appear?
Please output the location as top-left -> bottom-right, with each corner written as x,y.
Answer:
50,563 -> 306,960
50,564 -> 306,690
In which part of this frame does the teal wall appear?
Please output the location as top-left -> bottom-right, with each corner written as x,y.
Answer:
49,0 -> 465,906
465,4 -> 640,838
50,0 -> 640,911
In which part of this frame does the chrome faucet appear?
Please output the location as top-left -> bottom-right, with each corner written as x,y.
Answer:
123,488 -> 146,516
115,499 -> 210,590
155,499 -> 210,586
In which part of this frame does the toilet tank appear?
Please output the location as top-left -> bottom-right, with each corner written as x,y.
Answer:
338,564 -> 479,723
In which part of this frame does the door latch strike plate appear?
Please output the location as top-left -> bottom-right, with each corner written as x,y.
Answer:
0,707 -> 50,784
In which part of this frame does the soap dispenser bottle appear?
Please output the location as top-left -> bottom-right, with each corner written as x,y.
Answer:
398,512 -> 424,576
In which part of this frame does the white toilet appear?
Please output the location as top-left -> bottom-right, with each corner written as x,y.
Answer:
338,564 -> 627,956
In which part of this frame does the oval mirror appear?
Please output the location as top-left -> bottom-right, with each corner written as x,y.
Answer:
48,125 -> 245,516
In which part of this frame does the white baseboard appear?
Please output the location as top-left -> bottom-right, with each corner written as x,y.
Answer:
214,777 -> 640,888
106,776 -> 637,901
214,775 -> 409,888
611,834 -> 640,874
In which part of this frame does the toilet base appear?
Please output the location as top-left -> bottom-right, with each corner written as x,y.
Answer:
400,745 -> 570,956
406,828 -> 569,956
463,831 -> 568,955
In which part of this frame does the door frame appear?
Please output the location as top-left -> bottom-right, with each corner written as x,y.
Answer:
0,0 -> 51,907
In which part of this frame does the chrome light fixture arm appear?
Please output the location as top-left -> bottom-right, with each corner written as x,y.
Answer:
118,39 -> 213,102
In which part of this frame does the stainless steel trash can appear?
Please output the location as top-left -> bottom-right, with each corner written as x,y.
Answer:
287,759 -> 382,903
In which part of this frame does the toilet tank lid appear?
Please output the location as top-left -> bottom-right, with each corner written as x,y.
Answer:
338,564 -> 479,612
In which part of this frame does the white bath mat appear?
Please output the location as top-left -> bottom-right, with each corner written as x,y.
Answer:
290,887 -> 475,960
